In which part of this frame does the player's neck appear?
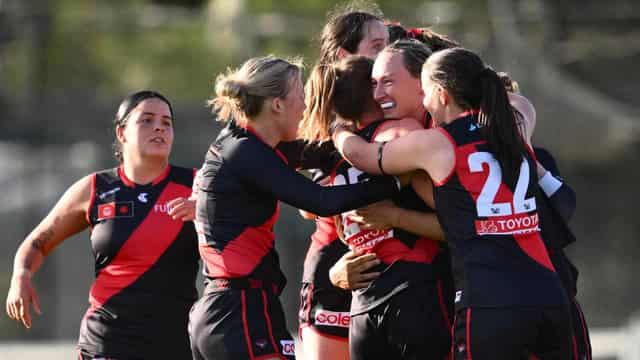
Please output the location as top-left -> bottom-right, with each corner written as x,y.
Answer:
249,115 -> 281,148
121,157 -> 169,185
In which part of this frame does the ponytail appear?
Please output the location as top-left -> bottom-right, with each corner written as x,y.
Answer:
298,64 -> 338,142
425,48 -> 527,187
478,68 -> 527,186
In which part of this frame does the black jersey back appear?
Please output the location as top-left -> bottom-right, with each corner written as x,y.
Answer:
195,121 -> 398,292
333,120 -> 442,314
80,165 -> 198,358
433,112 -> 566,309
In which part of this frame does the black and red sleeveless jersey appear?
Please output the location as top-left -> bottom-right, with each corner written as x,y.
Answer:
80,165 -> 198,358
195,121 -> 398,291
332,120 -> 443,314
433,112 -> 566,309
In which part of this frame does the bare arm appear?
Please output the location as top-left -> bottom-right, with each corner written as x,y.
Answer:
509,93 -> 536,145
6,175 -> 92,328
333,126 -> 454,183
340,119 -> 446,241
350,201 -> 445,241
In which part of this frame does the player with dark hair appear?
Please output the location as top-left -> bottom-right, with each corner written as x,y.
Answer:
332,47 -> 572,358
6,90 -> 200,359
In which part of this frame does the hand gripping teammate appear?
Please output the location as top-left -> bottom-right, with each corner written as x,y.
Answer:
188,55 -> 402,360
333,48 -> 573,359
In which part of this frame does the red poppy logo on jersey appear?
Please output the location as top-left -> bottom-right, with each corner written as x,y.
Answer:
98,201 -> 134,220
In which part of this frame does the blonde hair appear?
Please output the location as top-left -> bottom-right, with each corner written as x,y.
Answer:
208,55 -> 303,125
299,63 -> 335,142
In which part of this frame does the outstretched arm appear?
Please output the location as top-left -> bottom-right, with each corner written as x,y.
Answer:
232,142 -> 400,217
6,175 -> 91,328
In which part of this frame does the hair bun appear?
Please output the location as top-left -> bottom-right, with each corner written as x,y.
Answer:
216,76 -> 247,101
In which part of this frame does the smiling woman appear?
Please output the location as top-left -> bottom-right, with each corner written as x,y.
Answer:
189,55 -> 401,360
5,90 -> 201,359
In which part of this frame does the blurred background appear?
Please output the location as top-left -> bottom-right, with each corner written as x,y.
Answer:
1,0 -> 639,358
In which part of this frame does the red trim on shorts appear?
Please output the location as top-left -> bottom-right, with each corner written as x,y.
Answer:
466,308 -> 472,360
300,324 -> 349,342
261,290 -> 280,355
572,335 -> 579,360
241,290 -> 256,359
85,173 -> 96,226
574,299 -> 591,360
436,280 -> 452,329
450,312 -> 456,360
432,127 -> 457,187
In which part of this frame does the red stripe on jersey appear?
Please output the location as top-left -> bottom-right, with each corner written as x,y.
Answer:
200,204 -> 280,278
88,181 -> 191,309
454,142 -> 554,271
310,216 -> 338,247
374,237 -> 440,264
304,217 -> 340,270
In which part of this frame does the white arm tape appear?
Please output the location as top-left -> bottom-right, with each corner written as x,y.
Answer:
538,171 -> 563,197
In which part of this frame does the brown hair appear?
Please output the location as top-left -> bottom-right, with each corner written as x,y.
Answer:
387,24 -> 460,52
424,48 -> 527,186
298,56 -> 376,142
208,55 -> 302,125
383,39 -> 432,78
318,2 -> 384,64
302,3 -> 384,143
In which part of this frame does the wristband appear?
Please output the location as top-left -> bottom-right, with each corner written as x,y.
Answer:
377,141 -> 388,175
538,171 -> 563,197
